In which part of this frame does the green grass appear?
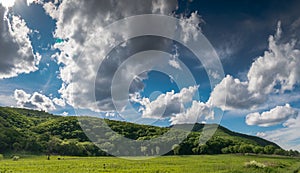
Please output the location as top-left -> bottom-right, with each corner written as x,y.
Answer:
0,155 -> 300,173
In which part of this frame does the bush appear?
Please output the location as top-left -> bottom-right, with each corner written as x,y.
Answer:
244,160 -> 266,168
12,156 -> 20,161
0,154 -> 3,160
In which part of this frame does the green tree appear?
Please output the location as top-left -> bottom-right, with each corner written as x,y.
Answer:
264,145 -> 276,154
239,144 -> 253,154
198,144 -> 209,154
274,149 -> 285,155
47,136 -> 62,155
287,150 -> 300,156
12,142 -> 22,152
99,142 -> 114,156
253,146 -> 264,154
226,146 -> 235,153
221,147 -> 230,154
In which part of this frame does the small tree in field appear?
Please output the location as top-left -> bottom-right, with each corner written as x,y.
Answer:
141,146 -> 148,156
172,144 -> 180,155
155,146 -> 160,155
12,156 -> 20,161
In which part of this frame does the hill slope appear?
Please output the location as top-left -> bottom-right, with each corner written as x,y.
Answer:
0,106 -> 297,156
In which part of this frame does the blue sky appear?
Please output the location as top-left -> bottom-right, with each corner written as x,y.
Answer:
1,0 -> 300,150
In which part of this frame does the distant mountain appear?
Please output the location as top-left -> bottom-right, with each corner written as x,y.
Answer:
173,123 -> 280,148
0,106 -> 297,156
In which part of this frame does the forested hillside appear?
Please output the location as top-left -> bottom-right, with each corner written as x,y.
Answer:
0,107 -> 298,156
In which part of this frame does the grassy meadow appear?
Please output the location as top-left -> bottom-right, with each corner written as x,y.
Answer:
0,154 -> 300,173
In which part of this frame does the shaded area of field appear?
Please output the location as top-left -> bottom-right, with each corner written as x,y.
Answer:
0,155 -> 300,173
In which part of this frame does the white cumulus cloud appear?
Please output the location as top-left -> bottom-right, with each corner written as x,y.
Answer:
0,7 -> 41,79
14,89 -> 56,112
208,75 -> 266,111
52,98 -> 66,107
168,45 -> 182,69
170,100 -> 213,125
256,111 -> 300,151
26,0 -> 43,6
179,11 -> 202,43
43,0 -> 206,113
208,21 -> 300,111
131,86 -> 199,119
246,104 -> 298,127
248,21 -> 300,94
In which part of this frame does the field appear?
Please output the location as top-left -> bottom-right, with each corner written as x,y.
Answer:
0,155 -> 300,173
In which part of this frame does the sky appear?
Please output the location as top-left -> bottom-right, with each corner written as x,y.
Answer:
0,0 -> 300,150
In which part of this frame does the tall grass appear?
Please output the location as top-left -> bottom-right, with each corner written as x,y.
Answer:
0,155 -> 299,173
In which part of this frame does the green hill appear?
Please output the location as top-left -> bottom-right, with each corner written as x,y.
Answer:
0,106 -> 298,157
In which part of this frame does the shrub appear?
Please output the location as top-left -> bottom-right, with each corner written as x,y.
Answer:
221,147 -> 230,154
244,160 -> 266,168
12,156 -> 20,161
